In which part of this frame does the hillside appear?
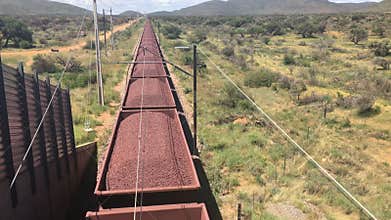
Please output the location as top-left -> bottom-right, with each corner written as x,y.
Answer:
150,0 -> 383,16
369,0 -> 391,12
0,0 -> 88,15
119,10 -> 143,17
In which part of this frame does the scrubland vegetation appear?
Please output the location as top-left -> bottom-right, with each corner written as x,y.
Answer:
0,15 -> 129,48
1,15 -> 144,154
154,14 -> 391,219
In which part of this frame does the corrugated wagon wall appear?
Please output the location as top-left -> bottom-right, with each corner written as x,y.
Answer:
0,59 -> 97,220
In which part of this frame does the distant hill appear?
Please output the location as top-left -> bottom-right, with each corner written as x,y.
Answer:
369,0 -> 391,12
150,0 -> 386,16
0,0 -> 88,15
119,10 -> 143,17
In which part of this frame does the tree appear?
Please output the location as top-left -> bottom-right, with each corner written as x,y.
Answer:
349,27 -> 368,45
0,18 -> 33,48
264,21 -> 285,36
369,41 -> 390,57
372,24 -> 385,38
247,26 -> 263,38
296,21 -> 318,38
290,80 -> 307,102
188,30 -> 207,44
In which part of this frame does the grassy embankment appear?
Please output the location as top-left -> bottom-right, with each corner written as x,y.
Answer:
156,18 -> 391,220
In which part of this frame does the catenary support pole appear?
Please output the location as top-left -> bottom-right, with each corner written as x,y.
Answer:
103,9 -> 107,56
110,8 -> 114,51
93,0 -> 104,106
193,44 -> 197,153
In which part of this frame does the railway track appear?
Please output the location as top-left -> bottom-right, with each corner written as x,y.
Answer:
86,20 -> 218,219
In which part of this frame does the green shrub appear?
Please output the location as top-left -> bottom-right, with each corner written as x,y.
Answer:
244,69 -> 279,88
283,53 -> 296,65
356,94 -> 376,114
19,40 -> 32,49
32,54 -> 58,73
222,46 -> 235,58
161,24 -> 182,39
218,83 -> 244,108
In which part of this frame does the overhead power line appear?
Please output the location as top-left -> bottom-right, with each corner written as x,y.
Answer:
197,47 -> 378,220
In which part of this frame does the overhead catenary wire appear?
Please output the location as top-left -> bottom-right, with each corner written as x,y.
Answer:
133,38 -> 147,220
84,28 -> 95,132
9,8 -> 90,190
197,47 -> 378,220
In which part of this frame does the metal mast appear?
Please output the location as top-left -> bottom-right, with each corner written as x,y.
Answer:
93,0 -> 104,105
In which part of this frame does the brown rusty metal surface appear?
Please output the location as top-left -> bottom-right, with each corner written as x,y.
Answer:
38,80 -> 57,163
123,77 -> 175,109
104,110 -> 199,192
132,63 -> 167,78
24,75 -> 42,167
86,203 -> 210,220
3,65 -> 29,173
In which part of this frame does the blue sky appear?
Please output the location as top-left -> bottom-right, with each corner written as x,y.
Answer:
53,0 -> 383,14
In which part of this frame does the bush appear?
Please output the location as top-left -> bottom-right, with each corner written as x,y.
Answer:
55,56 -> 84,72
234,55 -> 248,70
222,46 -> 235,58
32,54 -> 58,73
290,80 -> 307,101
369,41 -> 390,57
278,75 -> 294,89
161,24 -> 182,39
296,21 -> 319,38
19,40 -> 32,49
244,69 -> 279,88
373,57 -> 390,70
264,21 -> 285,36
39,38 -> 48,45
218,83 -> 244,108
181,54 -> 192,65
349,26 -> 368,45
298,92 -> 324,105
356,94 -> 376,114
188,30 -> 207,44
283,53 -> 296,65
262,37 -> 271,45
372,24 -> 385,37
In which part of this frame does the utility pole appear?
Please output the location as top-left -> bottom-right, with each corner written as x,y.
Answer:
93,0 -> 104,106
237,203 -> 242,220
103,9 -> 107,56
110,8 -> 114,51
193,44 -> 198,153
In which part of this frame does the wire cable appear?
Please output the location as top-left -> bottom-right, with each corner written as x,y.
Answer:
197,46 -> 378,220
133,30 -> 147,220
